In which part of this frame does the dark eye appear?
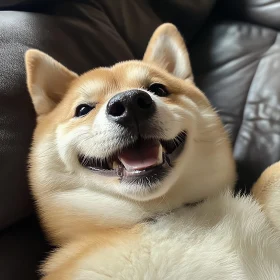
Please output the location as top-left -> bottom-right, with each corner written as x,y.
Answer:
148,83 -> 169,97
75,104 -> 94,117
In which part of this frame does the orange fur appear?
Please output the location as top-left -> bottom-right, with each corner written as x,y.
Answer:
42,225 -> 141,280
25,23 -> 237,279
252,163 -> 280,206
143,23 -> 193,80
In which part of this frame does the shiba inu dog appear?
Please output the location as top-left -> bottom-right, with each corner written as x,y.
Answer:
25,23 -> 280,279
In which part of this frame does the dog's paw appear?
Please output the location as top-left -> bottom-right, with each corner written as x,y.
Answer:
253,161 -> 280,230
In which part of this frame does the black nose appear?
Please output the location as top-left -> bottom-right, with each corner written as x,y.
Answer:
106,90 -> 156,125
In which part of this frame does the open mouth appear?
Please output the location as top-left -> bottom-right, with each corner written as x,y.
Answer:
78,131 -> 187,180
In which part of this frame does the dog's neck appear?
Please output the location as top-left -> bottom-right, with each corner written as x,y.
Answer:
142,199 -> 205,224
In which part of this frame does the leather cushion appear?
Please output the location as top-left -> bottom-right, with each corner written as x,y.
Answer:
190,21 -> 280,193
218,0 -> 280,31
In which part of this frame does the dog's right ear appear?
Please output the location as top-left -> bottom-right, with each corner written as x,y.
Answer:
143,23 -> 193,81
25,50 -> 78,115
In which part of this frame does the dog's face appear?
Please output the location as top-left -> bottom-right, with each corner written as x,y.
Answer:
26,24 -> 236,243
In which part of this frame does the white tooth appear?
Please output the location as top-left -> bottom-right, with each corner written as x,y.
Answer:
113,161 -> 119,169
156,145 -> 163,165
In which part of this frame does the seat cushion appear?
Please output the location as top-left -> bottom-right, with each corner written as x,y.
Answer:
190,21 -> 280,193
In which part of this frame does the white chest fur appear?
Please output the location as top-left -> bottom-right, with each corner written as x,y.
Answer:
73,192 -> 280,280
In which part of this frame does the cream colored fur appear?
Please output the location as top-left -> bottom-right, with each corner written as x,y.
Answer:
25,23 -> 280,279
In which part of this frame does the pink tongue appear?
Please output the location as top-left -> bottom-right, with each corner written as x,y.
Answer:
118,140 -> 160,171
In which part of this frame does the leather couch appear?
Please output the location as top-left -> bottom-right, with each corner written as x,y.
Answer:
1,0 -> 280,279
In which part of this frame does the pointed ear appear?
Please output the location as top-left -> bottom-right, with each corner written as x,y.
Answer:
25,49 -> 78,115
143,23 -> 193,81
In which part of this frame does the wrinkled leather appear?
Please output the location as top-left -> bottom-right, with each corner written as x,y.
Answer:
1,0 -> 280,279
190,21 -> 280,193
218,0 -> 280,30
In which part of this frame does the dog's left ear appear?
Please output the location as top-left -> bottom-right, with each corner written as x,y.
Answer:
25,50 -> 78,115
143,23 -> 193,81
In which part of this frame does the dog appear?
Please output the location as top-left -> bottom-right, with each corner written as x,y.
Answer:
25,23 -> 280,279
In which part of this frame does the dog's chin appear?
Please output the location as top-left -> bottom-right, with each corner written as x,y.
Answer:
78,131 -> 187,201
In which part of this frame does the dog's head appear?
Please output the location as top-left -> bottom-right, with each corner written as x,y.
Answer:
26,23 -> 236,244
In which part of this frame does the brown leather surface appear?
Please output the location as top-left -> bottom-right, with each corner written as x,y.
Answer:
1,0 -> 280,279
